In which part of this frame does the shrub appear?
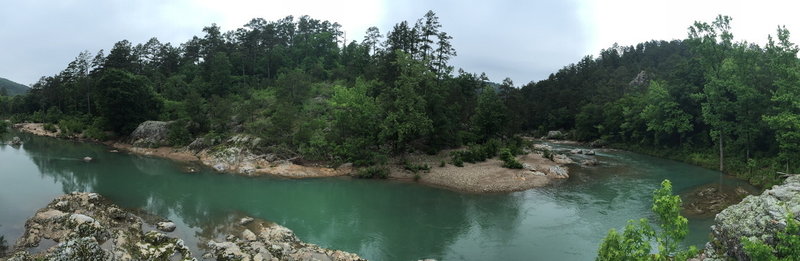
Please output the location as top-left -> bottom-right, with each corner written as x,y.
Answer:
0,121 -> 7,134
404,161 -> 430,174
452,154 -> 464,167
167,120 -> 192,146
43,123 -> 57,133
84,118 -> 109,141
439,160 -> 446,167
58,118 -> 86,137
500,148 -> 523,169
542,150 -> 554,161
597,180 -> 697,260
356,166 -> 389,179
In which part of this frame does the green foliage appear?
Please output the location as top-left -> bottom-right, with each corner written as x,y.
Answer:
640,80 -> 693,145
57,118 -> 86,137
500,148 -> 523,169
355,166 -> 389,179
742,213 -> 800,260
651,180 -> 689,256
378,51 -> 433,153
95,69 -> 162,134
43,123 -> 57,132
452,154 -> 464,167
0,120 -> 7,134
597,219 -> 655,261
597,180 -> 695,260
472,86 -> 508,141
542,149 -> 554,161
84,118 -> 109,141
167,120 -> 192,146
403,161 -> 430,174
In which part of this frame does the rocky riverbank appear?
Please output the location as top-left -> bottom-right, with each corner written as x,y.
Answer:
2,192 -> 364,261
13,121 -> 577,193
695,175 -> 800,260
13,122 -> 352,179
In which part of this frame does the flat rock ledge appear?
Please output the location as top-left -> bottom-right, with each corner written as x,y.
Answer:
4,193 -> 365,261
698,175 -> 800,260
6,192 -> 194,261
205,217 -> 365,261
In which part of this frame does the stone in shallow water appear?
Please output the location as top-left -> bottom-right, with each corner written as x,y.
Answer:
156,221 -> 176,232
239,217 -> 254,225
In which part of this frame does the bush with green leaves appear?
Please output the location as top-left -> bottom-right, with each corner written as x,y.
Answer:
500,148 -> 523,169
356,166 -> 389,179
167,120 -> 192,146
742,213 -> 800,260
58,118 -> 86,137
403,161 -> 430,174
597,180 -> 697,260
452,154 -> 464,167
84,118 -> 109,141
0,120 -> 7,134
43,123 -> 57,133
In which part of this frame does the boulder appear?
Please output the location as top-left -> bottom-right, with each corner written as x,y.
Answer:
82,156 -> 93,162
204,217 -> 365,261
582,158 -> 599,166
548,166 -> 569,179
553,154 -> 573,164
702,175 -> 800,260
188,137 -> 209,151
239,217 -> 255,225
10,136 -> 22,146
156,221 -> 176,232
589,139 -> 608,148
129,121 -> 170,148
629,70 -> 649,87
533,144 -> 552,151
583,149 -> 596,155
570,149 -> 582,154
546,130 -> 563,139
242,229 -> 257,241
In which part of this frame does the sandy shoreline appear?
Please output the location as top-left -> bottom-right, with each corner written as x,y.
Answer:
12,122 -> 572,193
387,149 -> 569,193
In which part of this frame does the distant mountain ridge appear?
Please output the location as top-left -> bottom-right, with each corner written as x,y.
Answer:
0,77 -> 30,96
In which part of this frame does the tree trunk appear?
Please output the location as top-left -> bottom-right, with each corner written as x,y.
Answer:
719,134 -> 724,172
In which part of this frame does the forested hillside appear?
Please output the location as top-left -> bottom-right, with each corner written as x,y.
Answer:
0,11 -> 512,166
519,16 -> 800,186
1,14 -> 798,186
0,77 -> 29,96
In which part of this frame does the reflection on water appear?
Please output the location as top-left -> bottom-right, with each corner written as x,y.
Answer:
0,132 -> 758,260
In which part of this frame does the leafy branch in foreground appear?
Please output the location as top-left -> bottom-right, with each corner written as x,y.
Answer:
597,180 -> 698,261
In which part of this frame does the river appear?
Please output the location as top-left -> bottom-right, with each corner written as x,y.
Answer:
0,131 -> 756,260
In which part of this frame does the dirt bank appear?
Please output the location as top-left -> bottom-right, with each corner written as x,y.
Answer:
388,149 -> 570,193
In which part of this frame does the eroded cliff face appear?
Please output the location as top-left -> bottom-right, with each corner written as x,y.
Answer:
701,175 -> 800,260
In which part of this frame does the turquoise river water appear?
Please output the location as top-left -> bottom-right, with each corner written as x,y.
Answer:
0,131 -> 756,260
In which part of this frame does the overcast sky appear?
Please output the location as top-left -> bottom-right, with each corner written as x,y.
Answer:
1,0 -> 799,86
